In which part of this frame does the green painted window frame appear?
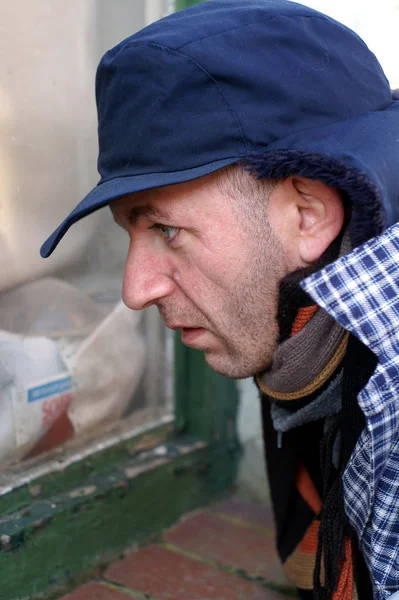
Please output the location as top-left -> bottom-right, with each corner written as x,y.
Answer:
0,2 -> 241,596
0,336 -> 240,600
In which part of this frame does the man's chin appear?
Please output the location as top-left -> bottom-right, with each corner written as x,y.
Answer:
180,330 -> 270,379
203,350 -> 259,380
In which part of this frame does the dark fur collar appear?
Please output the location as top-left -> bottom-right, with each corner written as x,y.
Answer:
243,149 -> 386,247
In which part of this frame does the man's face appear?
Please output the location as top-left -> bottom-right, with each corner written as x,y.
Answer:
110,169 -> 289,378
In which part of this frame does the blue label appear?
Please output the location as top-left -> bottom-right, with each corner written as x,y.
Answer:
27,375 -> 72,404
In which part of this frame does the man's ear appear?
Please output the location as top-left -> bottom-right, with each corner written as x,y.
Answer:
268,176 -> 345,267
294,176 -> 344,263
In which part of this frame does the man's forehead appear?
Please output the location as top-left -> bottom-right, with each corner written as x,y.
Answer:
110,171 -> 223,221
110,182 -> 169,211
110,194 -> 173,227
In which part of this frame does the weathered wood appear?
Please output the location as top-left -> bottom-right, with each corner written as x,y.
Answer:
0,439 -> 221,600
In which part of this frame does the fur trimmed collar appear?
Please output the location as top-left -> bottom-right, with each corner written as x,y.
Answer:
243,149 -> 385,247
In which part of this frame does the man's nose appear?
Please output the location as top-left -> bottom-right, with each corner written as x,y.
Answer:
121,241 -> 175,311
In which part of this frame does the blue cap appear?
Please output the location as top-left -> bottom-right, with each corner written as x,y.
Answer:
41,0 -> 395,257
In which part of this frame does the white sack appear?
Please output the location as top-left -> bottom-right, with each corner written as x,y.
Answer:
0,332 -> 72,463
62,301 -> 146,435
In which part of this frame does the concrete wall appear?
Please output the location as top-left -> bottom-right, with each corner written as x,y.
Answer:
237,378 -> 270,502
0,0 -> 159,292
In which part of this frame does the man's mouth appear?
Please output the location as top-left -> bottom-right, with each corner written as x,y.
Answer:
163,323 -> 208,346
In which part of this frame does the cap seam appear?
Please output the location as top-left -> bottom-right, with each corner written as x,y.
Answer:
175,12 -> 388,91
96,155 -> 244,188
174,13 -> 368,53
255,104 -> 394,146
119,41 -> 250,154
120,38 -> 391,154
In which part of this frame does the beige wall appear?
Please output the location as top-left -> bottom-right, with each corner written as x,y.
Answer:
0,0 -> 155,292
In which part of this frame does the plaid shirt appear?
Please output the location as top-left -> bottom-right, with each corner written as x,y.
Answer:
301,223 -> 399,600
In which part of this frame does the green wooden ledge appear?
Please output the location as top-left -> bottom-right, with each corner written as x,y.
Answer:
0,332 -> 240,600
0,436 -> 233,600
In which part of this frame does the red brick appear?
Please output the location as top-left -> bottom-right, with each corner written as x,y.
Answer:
105,544 -> 289,599
211,497 -> 275,531
164,511 -> 288,585
59,581 -> 130,600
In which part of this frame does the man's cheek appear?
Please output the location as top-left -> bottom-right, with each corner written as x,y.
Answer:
183,241 -> 232,284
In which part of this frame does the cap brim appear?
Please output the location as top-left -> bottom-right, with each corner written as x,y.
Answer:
40,157 -> 240,258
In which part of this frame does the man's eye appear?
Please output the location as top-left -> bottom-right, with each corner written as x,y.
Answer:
151,224 -> 180,241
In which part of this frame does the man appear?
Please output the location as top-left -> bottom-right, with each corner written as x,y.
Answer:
40,1 -> 399,597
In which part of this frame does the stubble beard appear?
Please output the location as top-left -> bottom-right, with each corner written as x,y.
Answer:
158,277 -> 281,380
158,173 -> 287,379
202,225 -> 286,379
203,279 -> 281,379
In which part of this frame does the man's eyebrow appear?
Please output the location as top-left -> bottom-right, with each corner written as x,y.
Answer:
126,204 -> 172,226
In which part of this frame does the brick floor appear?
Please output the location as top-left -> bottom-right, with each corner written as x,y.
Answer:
210,497 -> 275,531
106,544 -> 289,599
60,582 -> 131,599
59,497 -> 295,600
164,511 -> 288,584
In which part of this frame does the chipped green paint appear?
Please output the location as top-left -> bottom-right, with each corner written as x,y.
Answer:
0,263 -> 240,600
0,421 -> 173,517
0,440 -> 222,600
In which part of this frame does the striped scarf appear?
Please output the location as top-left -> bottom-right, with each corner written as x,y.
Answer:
257,234 -> 374,599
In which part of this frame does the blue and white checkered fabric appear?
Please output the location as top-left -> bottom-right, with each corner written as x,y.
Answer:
301,223 -> 399,600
